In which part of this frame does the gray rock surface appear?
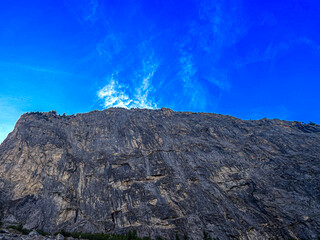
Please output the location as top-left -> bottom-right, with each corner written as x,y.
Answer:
55,233 -> 64,240
29,230 -> 40,236
0,108 -> 319,239
0,231 -> 46,240
0,232 -> 73,240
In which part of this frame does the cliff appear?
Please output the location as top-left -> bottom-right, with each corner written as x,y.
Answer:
0,108 -> 319,240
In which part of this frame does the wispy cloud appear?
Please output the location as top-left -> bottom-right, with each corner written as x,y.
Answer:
179,52 -> 202,108
96,34 -> 122,58
178,49 -> 230,110
0,61 -> 71,76
97,62 -> 158,109
235,37 -> 320,70
87,0 -> 240,112
173,0 -> 237,110
132,61 -> 158,109
179,54 -> 196,88
178,51 -> 199,104
97,75 -> 132,108
208,75 -> 231,91
84,0 -> 99,23
298,37 -> 320,51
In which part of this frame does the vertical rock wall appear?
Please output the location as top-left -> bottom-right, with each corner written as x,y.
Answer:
0,108 -> 319,240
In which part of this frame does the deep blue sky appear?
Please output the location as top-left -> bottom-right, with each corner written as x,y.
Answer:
1,0 -> 320,142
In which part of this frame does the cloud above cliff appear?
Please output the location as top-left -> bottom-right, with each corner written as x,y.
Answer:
97,77 -> 131,108
91,0 -> 238,112
97,63 -> 158,109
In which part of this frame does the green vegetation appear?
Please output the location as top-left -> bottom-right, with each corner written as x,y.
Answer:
49,110 -> 57,115
8,224 -> 31,235
37,229 -> 51,236
175,233 -> 180,240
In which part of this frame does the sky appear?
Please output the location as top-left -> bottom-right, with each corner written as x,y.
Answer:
0,0 -> 320,143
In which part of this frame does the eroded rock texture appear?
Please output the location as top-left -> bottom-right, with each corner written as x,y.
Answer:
0,108 -> 319,240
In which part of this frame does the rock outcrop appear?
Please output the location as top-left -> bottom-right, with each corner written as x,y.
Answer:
0,108 -> 319,240
0,229 -> 74,240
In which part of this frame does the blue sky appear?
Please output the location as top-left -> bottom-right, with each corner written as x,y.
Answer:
1,0 -> 320,143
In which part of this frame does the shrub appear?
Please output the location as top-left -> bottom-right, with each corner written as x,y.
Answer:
175,233 -> 180,240
8,224 -> 31,235
37,229 -> 51,236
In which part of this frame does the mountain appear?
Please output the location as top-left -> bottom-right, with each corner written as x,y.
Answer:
0,108 -> 319,240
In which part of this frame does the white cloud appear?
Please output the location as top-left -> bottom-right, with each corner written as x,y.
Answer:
97,63 -> 158,109
97,76 -> 132,108
132,62 -> 158,109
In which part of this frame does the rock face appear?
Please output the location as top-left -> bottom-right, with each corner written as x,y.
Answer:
0,108 -> 319,240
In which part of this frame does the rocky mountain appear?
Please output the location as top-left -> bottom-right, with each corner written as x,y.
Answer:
0,108 -> 319,240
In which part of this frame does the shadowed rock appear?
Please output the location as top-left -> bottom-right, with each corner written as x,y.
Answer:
0,108 -> 319,240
